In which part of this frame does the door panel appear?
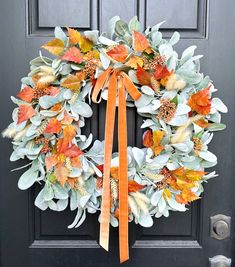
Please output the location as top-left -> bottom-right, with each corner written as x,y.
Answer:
1,1 -> 235,267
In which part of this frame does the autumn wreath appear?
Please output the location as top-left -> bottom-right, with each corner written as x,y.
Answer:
3,16 -> 227,262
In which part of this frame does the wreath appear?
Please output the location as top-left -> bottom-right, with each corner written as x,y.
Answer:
3,16 -> 227,262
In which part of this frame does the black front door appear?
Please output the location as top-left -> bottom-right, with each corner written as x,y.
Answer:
1,1 -> 235,266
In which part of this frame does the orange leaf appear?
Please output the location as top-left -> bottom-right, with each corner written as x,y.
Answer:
61,74 -> 81,91
17,105 -> 36,124
133,31 -> 149,52
57,125 -> 77,153
83,50 -> 100,60
106,45 -> 128,63
61,111 -> 73,125
154,65 -> 171,80
45,155 -> 58,171
143,130 -> 153,147
176,189 -> 200,205
50,103 -> 63,112
70,156 -> 81,168
67,177 -> 78,188
110,167 -> 119,180
17,87 -> 34,102
44,118 -> 62,134
152,130 -> 165,156
67,27 -> 81,45
136,65 -> 152,85
64,144 -> 83,158
41,38 -> 65,55
54,163 -> 70,186
195,118 -> 210,128
61,47 -> 83,64
187,87 -> 211,115
125,55 -> 143,69
128,180 -> 145,192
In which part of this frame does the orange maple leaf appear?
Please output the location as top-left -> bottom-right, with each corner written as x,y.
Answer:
17,105 -> 36,124
61,112 -> 73,125
176,189 -> 200,205
57,125 -> 77,153
128,180 -> 145,192
110,167 -> 119,180
64,144 -> 83,158
133,31 -> 149,52
41,38 -> 65,55
70,156 -> 82,168
61,47 -> 83,64
125,55 -> 143,69
79,36 -> 93,53
106,45 -> 128,63
54,163 -> 70,186
154,65 -> 171,80
136,65 -> 152,85
17,87 -> 34,102
48,86 -> 60,96
45,155 -> 58,171
188,87 -> 211,115
44,118 -> 62,134
143,130 -> 153,148
194,118 -> 210,128
67,27 -> 81,45
152,130 -> 165,156
61,74 -> 82,91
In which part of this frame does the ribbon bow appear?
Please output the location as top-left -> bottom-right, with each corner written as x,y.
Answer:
92,67 -> 141,263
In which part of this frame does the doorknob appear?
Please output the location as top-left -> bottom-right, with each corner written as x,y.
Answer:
210,214 -> 231,240
209,255 -> 231,267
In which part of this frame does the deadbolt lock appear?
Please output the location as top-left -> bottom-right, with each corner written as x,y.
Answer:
209,255 -> 231,267
210,214 -> 231,240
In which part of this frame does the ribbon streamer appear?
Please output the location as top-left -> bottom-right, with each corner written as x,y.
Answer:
92,68 -> 141,263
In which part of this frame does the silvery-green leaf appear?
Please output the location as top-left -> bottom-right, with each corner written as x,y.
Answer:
43,183 -> 54,201
172,143 -> 191,153
212,98 -> 228,113
175,104 -> 191,115
57,199 -> 68,211
128,16 -> 142,32
18,168 -> 38,190
141,119 -> 155,128
168,114 -> 188,126
167,197 -> 186,211
53,183 -> 68,199
69,168 -> 82,177
79,133 -> 93,150
151,190 -> 164,206
70,190 -> 78,210
75,210 -> 86,228
67,208 -> 83,229
169,31 -> 180,46
115,20 -> 129,37
34,188 -> 48,210
30,113 -> 42,126
60,64 -> 72,75
71,101 -> 93,118
30,55 -> 52,67
199,151 -> 217,162
196,75 -> 210,90
135,94 -> 153,108
141,86 -> 155,96
108,16 -> 120,38
89,161 -> 102,177
176,69 -> 202,84
100,52 -> 110,69
138,213 -> 153,227
181,45 -> 197,63
110,215 -> 119,227
48,200 -> 57,210
52,58 -> 61,69
84,30 -> 99,43
151,31 -> 162,47
138,104 -> 155,114
132,147 -> 145,168
127,70 -> 138,84
54,26 -> 67,44
39,95 -> 60,109
159,43 -> 174,60
166,54 -> 178,71
158,196 -> 166,213
162,90 -> 177,100
207,123 -> 226,131
98,35 -> 118,46
151,21 -> 166,32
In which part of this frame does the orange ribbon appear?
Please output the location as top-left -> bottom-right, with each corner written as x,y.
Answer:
92,67 -> 141,263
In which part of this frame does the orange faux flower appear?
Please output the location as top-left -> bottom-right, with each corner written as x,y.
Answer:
187,86 -> 211,115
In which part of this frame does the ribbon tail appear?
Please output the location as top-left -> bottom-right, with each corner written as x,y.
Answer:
121,72 -> 142,101
99,71 -> 117,251
118,77 -> 129,263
